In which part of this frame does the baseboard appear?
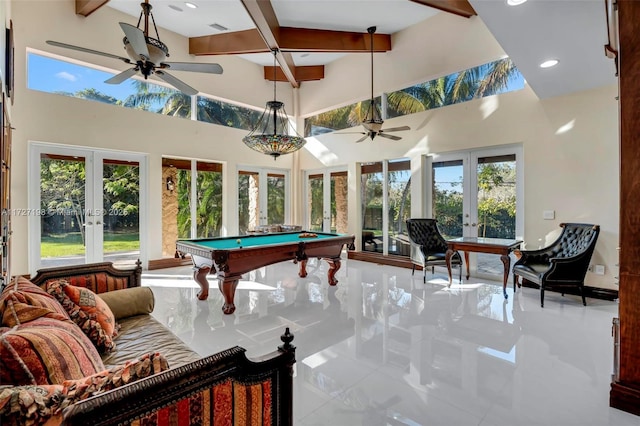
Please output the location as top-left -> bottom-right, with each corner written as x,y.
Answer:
520,280 -> 619,301
611,381 -> 640,417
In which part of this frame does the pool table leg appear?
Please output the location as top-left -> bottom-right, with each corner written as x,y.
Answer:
326,258 -> 341,286
218,277 -> 239,315
298,259 -> 308,278
193,266 -> 210,301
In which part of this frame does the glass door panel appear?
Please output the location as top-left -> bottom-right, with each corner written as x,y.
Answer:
432,159 -> 464,239
330,171 -> 348,233
40,154 -> 87,267
238,171 -> 261,234
305,170 -> 348,234
102,159 -> 140,266
238,168 -> 289,234
196,161 -> 223,238
388,160 -> 411,256
361,162 -> 384,253
475,154 -> 517,275
307,174 -> 324,232
267,173 -> 285,225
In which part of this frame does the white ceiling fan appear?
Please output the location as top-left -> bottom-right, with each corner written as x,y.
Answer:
343,26 -> 411,142
46,0 -> 222,96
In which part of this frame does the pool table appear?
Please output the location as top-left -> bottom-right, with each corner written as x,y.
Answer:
176,231 -> 355,314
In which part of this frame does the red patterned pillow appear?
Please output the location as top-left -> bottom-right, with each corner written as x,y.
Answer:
62,352 -> 169,403
46,280 -> 119,353
0,277 -> 69,326
0,384 -> 64,426
0,317 -> 105,385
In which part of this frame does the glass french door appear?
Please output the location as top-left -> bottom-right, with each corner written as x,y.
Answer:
431,145 -> 522,277
305,168 -> 348,233
29,144 -> 146,272
238,167 -> 290,234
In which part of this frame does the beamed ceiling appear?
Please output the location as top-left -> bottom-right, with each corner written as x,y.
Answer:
74,0 -> 475,88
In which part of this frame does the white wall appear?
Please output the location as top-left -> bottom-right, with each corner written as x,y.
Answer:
8,1 -> 620,291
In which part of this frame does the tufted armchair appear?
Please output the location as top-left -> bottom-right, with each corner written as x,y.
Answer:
513,223 -> 600,307
406,218 -> 462,283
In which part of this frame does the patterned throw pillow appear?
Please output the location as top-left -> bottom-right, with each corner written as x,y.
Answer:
0,317 -> 105,385
0,277 -> 70,326
46,280 -> 119,353
62,352 -> 169,403
0,384 -> 65,426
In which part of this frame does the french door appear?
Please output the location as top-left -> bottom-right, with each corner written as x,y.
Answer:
29,143 -> 147,273
238,167 -> 290,234
431,145 -> 523,277
305,168 -> 348,233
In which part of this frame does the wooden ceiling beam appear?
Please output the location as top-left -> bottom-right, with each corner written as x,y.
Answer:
190,28 -> 391,55
75,0 -> 111,17
189,29 -> 270,55
409,0 -> 476,18
264,65 -> 325,82
239,0 -> 299,88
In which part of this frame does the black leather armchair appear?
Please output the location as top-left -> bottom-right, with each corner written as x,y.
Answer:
513,223 -> 600,307
406,218 -> 462,283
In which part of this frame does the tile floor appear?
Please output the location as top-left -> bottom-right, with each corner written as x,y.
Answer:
142,258 -> 637,426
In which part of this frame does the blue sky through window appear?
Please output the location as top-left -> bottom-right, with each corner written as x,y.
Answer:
29,53 -> 148,102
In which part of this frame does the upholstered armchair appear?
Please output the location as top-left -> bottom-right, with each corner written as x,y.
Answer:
406,218 -> 462,283
513,223 -> 600,307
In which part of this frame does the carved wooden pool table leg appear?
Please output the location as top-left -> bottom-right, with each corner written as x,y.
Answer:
218,278 -> 239,314
298,259 -> 308,278
326,258 -> 341,286
193,266 -> 210,300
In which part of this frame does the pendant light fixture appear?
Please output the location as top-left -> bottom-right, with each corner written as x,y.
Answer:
242,49 -> 306,159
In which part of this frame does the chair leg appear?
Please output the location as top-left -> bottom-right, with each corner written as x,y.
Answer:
513,274 -> 518,293
458,263 -> 462,283
580,286 -> 586,306
431,266 -> 435,274
411,265 -> 415,276
540,287 -> 545,308
423,269 -> 426,283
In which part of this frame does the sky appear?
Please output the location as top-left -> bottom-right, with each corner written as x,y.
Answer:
28,53 -> 147,102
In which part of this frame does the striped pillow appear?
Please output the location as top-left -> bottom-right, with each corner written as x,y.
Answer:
0,317 -> 105,385
0,277 -> 70,326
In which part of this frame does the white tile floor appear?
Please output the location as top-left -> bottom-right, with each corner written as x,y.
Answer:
142,258 -> 638,426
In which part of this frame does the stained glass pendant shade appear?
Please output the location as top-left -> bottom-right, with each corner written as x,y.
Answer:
243,50 -> 306,159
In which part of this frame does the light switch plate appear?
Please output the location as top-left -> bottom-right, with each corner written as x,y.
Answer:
543,210 -> 555,220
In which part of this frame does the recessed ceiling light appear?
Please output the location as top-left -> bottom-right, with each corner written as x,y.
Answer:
507,0 -> 527,5
540,59 -> 559,68
184,2 -> 197,9
168,5 -> 183,11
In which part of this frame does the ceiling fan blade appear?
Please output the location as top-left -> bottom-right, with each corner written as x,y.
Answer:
378,133 -> 402,141
381,126 -> 411,133
162,62 -> 223,74
119,22 -> 150,60
155,70 -> 198,96
105,68 -> 138,84
355,134 -> 370,143
46,40 -> 131,63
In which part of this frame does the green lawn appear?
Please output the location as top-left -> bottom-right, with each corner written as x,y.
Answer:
41,232 -> 139,258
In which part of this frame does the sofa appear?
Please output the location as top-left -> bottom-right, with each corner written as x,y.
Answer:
0,262 -> 295,425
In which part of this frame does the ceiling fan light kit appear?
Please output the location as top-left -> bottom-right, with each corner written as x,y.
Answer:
45,0 -> 222,96
243,49 -> 306,160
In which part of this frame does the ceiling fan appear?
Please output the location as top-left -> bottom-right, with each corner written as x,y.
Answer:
46,0 -> 222,96
343,26 -> 410,143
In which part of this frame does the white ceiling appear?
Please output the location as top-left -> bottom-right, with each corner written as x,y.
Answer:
106,0 -> 618,99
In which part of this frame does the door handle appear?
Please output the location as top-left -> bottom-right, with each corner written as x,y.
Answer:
471,223 -> 477,227
463,222 -> 469,226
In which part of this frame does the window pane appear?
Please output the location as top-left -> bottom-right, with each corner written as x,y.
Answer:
196,162 -> 222,238
361,163 -> 383,253
388,160 -> 411,257
197,95 -> 262,131
28,52 -> 190,117
432,160 -> 463,239
267,174 -> 285,225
